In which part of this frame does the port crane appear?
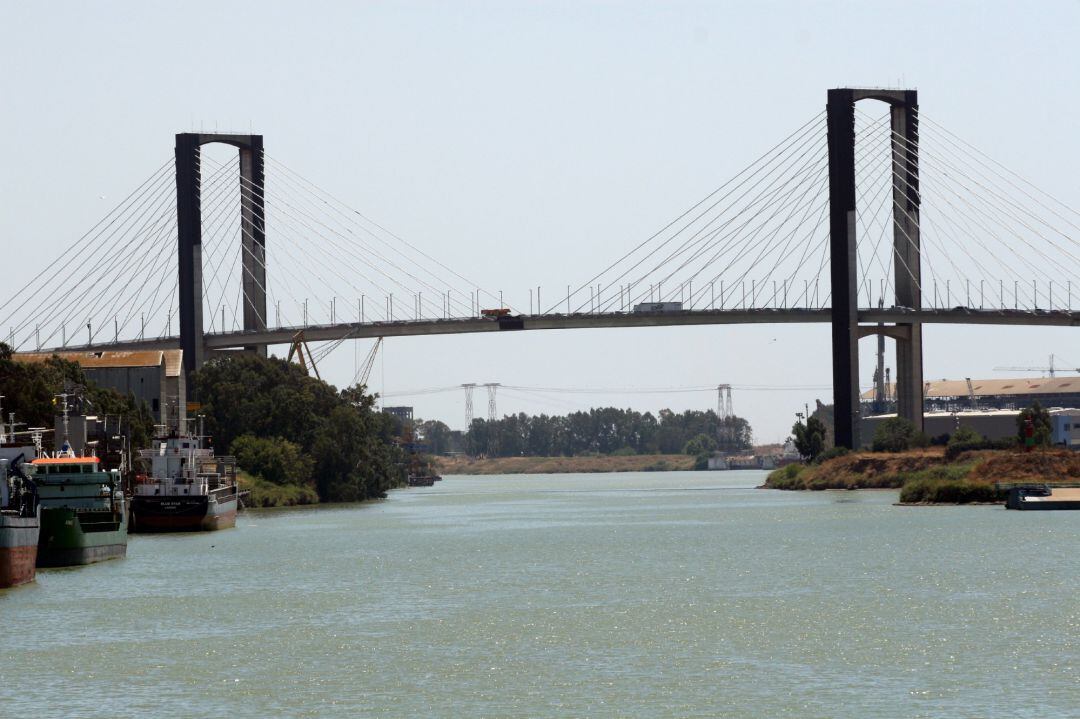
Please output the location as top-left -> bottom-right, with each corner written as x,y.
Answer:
286,330 -> 322,380
352,337 -> 383,388
994,354 -> 1079,378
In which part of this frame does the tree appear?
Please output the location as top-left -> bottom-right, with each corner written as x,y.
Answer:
683,433 -> 718,456
231,435 -> 314,486
461,406 -> 755,458
792,417 -> 827,461
871,417 -> 925,453
1016,401 -> 1052,447
193,353 -> 403,503
416,419 -> 453,455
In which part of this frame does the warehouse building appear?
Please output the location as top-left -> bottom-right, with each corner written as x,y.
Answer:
860,376 -> 1080,448
863,377 -> 1080,414
861,408 -> 1080,448
13,349 -> 185,429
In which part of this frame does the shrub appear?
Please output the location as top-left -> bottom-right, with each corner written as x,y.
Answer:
900,478 -> 1005,504
238,470 -> 319,507
944,437 -> 1017,461
813,446 -> 849,465
872,417 -> 926,453
763,463 -> 806,489
948,425 -> 982,446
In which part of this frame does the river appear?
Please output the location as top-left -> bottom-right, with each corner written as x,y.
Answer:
2,471 -> 1078,717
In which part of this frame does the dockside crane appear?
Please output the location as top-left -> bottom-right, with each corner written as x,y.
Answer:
352,337 -> 383,388
286,330 -> 321,380
994,354 -> 1079,378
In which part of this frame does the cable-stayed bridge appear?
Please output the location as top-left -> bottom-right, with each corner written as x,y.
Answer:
4,88 -> 1080,448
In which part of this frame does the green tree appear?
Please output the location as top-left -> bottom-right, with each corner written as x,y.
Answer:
416,419 -> 453,455
792,417 -> 827,461
872,417 -> 925,453
231,435 -> 314,486
193,353 -> 403,503
1016,401 -> 1052,447
683,433 -> 718,456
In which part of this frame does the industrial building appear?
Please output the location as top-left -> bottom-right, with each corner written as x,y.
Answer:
382,406 -> 414,424
863,377 -> 1080,414
860,373 -> 1080,449
861,408 -> 1080,448
13,350 -> 186,428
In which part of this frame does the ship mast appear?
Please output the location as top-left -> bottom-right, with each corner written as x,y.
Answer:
55,392 -> 73,457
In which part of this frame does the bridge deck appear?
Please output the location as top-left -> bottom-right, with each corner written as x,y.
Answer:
38,307 -> 1080,354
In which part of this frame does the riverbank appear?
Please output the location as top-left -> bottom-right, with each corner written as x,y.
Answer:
763,447 -> 1080,504
432,454 -> 696,475
237,470 -> 319,508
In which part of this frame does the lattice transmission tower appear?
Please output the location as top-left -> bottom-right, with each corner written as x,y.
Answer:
717,384 -> 733,419
483,383 -> 500,422
461,383 -> 477,426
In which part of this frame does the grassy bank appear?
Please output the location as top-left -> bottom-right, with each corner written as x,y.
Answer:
764,448 -> 1080,504
432,454 -> 696,475
238,470 -> 320,508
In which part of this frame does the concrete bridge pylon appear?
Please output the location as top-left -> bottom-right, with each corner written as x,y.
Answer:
828,88 -> 922,449
176,133 -> 266,399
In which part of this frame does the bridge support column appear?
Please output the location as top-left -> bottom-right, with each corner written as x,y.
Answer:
176,133 -> 267,400
889,92 -> 923,432
239,138 -> 267,355
176,134 -> 205,399
827,89 -> 860,449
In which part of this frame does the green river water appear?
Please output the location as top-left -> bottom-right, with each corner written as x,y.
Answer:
2,470 -> 1078,717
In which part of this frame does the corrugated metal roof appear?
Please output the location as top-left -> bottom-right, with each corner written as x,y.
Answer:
13,350 -> 165,370
862,377 -> 1080,400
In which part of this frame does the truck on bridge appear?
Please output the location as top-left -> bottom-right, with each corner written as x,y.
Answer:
633,302 -> 683,314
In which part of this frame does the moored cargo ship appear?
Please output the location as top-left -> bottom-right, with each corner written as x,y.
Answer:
1,452 -> 40,588
33,454 -> 128,566
131,428 -> 238,532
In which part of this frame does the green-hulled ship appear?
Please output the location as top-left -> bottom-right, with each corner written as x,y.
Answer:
31,454 -> 127,566
30,395 -> 127,566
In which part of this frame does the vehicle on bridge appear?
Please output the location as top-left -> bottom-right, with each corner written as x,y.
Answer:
634,302 -> 683,314
481,308 -> 511,318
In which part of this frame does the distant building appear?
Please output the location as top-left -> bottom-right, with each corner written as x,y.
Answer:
862,376 -> 1080,413
382,406 -> 414,424
1050,410 -> 1080,449
862,409 -> 1019,444
12,350 -> 185,429
861,408 -> 1080,448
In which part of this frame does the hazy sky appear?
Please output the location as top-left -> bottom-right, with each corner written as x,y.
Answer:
3,1 -> 1079,441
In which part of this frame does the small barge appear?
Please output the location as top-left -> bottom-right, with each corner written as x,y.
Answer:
1006,484 -> 1080,510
